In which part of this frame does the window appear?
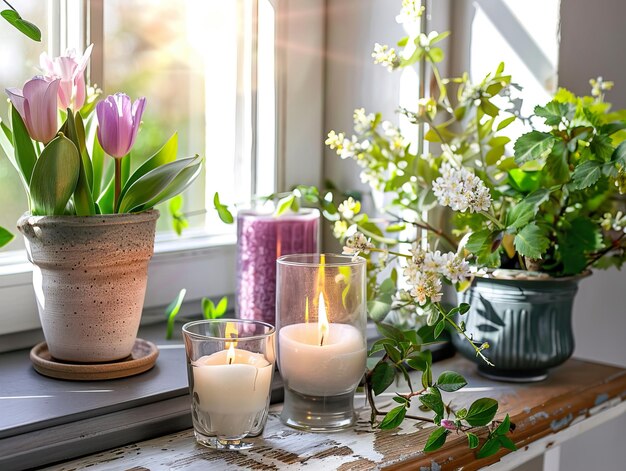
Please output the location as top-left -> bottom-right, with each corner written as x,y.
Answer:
0,0 -> 286,337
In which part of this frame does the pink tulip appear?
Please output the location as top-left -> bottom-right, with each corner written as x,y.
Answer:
40,44 -> 93,110
6,76 -> 61,143
96,93 -> 146,158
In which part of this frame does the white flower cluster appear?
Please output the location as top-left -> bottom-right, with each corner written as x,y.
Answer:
395,0 -> 424,25
404,245 -> 471,306
338,197 -> 361,219
432,163 -> 492,213
353,108 -> 375,134
372,43 -> 398,72
382,120 -> 406,151
325,130 -> 369,160
590,76 -> 614,97
343,232 -> 374,257
600,211 -> 626,232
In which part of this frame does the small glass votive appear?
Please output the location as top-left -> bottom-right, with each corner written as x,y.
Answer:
276,254 -> 367,431
182,319 -> 276,450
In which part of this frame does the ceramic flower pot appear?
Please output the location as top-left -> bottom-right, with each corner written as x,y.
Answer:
452,272 -> 587,382
17,210 -> 159,363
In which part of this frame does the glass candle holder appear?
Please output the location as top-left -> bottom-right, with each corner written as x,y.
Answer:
182,319 -> 276,450
237,208 -> 320,325
276,254 -> 367,431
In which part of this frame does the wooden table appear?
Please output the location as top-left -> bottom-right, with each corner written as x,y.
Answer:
46,357 -> 626,471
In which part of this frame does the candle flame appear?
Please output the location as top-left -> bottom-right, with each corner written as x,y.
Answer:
318,292 -> 329,346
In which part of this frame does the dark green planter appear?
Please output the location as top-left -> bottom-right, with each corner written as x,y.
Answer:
452,274 -> 585,382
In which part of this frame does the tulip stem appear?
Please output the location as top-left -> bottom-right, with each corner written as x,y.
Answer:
114,158 -> 122,213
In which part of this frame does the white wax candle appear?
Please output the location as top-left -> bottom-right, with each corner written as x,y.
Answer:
278,323 -> 366,396
192,348 -> 273,437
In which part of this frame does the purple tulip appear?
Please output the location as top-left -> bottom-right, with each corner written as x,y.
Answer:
96,93 -> 146,158
6,76 -> 61,143
40,44 -> 93,110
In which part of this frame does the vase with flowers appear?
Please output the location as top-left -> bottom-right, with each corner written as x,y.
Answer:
0,44 -> 203,363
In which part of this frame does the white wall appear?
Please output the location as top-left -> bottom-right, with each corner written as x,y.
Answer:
323,1 -> 626,470
558,0 -> 626,469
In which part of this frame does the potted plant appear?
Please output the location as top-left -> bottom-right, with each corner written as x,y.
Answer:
307,10 -> 626,383
0,44 -> 203,363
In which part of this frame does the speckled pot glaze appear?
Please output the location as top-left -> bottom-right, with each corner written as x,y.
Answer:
18,211 -> 159,363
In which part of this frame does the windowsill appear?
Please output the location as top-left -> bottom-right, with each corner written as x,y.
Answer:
0,319 -> 284,470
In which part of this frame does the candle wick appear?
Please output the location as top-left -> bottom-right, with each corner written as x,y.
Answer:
320,334 -> 325,347
228,357 -> 233,365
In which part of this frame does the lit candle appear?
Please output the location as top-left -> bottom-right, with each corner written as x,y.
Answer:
279,293 -> 366,396
192,340 -> 273,437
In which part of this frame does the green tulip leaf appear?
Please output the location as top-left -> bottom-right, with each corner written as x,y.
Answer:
1,9 -> 42,42
118,155 -> 201,213
133,159 -> 203,212
0,226 -> 14,248
91,136 -> 105,199
11,105 -> 37,187
119,133 -> 178,205
30,135 -> 80,215
62,111 -> 95,216
165,288 -> 187,340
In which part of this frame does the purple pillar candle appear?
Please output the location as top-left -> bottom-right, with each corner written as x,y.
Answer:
236,209 -> 320,324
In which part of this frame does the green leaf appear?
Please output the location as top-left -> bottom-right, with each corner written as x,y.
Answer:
63,111 -> 95,216
30,135 -> 80,215
495,414 -> 511,436
368,298 -> 392,321
508,169 -> 541,193
467,432 -> 479,449
545,141 -> 570,183
165,288 -> 187,340
557,217 -> 603,275
534,101 -> 574,126
572,160 -> 602,190
1,9 -> 41,41
91,137 -> 105,199
590,133 -> 613,162
466,229 -> 501,266
513,131 -> 555,164
434,319 -> 446,338
436,371 -> 468,392
214,192 -> 234,224
476,437 -> 501,459
214,296 -> 228,317
422,363 -> 433,389
371,361 -> 396,395
275,194 -> 296,216
419,388 -> 444,418
424,427 -> 448,452
513,223 -> 550,259
505,202 -> 535,231
119,133 -> 178,205
466,398 -> 499,427
376,322 -> 406,342
11,105 -> 37,187
0,226 -> 14,248
118,156 -> 201,213
379,405 -> 406,430
611,140 -> 626,167
201,297 -> 214,319
497,115 -> 516,131
498,436 -> 517,451
136,159 -> 203,210
406,351 -> 430,372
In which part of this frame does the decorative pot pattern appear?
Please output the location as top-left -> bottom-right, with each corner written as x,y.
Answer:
453,276 -> 582,382
18,211 -> 159,362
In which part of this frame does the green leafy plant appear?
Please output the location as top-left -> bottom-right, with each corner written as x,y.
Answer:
164,288 -> 229,339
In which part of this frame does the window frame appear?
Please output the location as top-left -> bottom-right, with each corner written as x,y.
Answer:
0,0 -> 326,340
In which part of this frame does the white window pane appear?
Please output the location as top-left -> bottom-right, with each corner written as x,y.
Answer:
102,0 -> 246,235
0,2 -> 48,252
